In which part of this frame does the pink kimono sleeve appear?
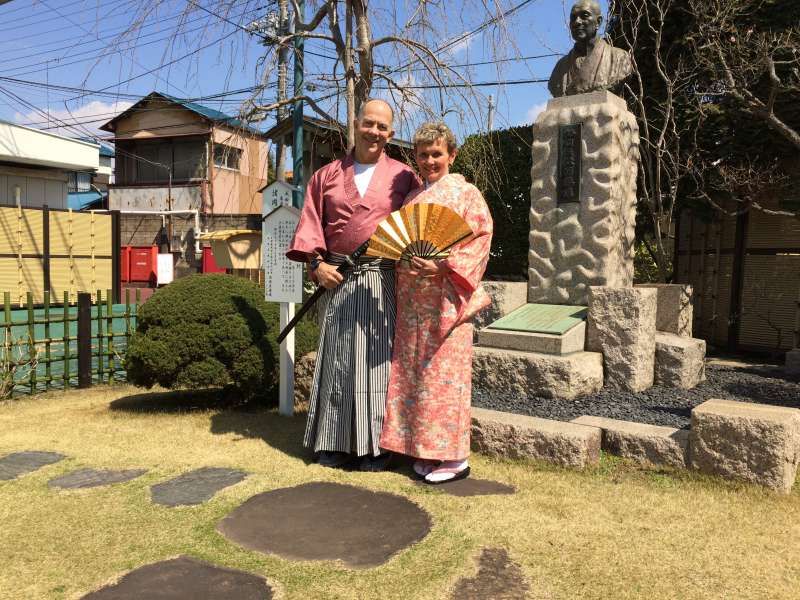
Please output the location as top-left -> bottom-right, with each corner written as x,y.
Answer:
286,170 -> 327,262
442,186 -> 493,295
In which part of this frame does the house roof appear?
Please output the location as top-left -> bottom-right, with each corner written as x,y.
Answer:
98,143 -> 114,158
99,91 -> 267,138
263,114 -> 413,149
67,190 -> 106,210
0,119 -> 100,171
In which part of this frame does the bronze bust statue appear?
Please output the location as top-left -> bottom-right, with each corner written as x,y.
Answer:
548,0 -> 632,97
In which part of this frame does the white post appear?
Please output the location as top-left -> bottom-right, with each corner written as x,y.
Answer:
278,301 -> 295,416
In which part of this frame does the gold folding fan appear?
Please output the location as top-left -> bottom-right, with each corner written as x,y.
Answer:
365,203 -> 474,262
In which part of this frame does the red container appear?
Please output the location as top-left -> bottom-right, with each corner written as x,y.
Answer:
129,246 -> 158,284
202,246 -> 228,274
120,246 -> 131,283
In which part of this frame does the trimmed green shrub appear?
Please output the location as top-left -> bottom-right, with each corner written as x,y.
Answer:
126,274 -> 319,400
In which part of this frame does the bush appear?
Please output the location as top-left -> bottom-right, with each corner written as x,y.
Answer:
126,274 -> 319,400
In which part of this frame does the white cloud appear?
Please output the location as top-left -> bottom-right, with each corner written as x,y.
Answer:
523,101 -> 548,124
14,99 -> 134,139
446,34 -> 474,56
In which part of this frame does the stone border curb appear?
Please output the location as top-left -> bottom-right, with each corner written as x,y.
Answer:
571,415 -> 688,468
471,407 -> 600,469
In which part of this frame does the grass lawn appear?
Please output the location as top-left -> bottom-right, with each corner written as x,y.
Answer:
1,384 -> 798,599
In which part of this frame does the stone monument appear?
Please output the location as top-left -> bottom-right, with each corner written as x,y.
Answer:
473,1 -> 706,398
528,90 -> 638,305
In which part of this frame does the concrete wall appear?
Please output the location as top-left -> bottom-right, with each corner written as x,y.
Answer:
121,212 -> 262,269
109,184 -> 203,211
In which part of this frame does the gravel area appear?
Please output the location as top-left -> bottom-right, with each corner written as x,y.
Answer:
473,364 -> 800,430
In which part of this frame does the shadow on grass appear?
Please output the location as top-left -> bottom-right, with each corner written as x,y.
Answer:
109,388 -> 314,463
109,388 -> 237,414
209,408 -> 314,464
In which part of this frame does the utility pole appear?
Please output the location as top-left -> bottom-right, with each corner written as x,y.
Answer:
292,0 -> 305,210
275,0 -> 289,182
487,94 -> 495,131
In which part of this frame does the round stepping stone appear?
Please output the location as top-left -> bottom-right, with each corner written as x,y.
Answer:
80,555 -> 272,599
48,468 -> 147,489
218,481 -> 432,568
419,478 -> 516,497
151,467 -> 247,507
451,548 -> 529,600
0,451 -> 66,481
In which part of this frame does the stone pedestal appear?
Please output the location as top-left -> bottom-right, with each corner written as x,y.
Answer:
786,349 -> 800,376
473,281 -> 528,338
636,284 -> 693,337
472,346 -> 603,400
655,333 -> 706,389
586,286 -> 657,392
528,91 -> 639,305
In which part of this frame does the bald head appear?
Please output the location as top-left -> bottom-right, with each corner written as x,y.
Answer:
572,0 -> 601,15
356,98 -> 394,124
570,0 -> 602,44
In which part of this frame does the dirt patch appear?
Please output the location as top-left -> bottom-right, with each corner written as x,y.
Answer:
49,468 -> 147,489
452,548 -> 529,600
0,451 -> 65,480
217,481 -> 432,568
150,467 -> 247,507
81,555 -> 272,599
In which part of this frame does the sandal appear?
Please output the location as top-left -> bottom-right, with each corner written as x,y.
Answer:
413,459 -> 438,478
424,460 -> 470,484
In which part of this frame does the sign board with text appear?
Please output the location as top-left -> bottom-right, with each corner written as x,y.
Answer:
261,180 -> 295,213
263,204 -> 303,304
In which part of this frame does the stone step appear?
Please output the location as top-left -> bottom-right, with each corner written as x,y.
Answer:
571,415 -> 688,468
690,399 -> 800,493
477,321 -> 586,355
471,407 -> 601,468
472,346 -> 603,401
655,333 -> 706,389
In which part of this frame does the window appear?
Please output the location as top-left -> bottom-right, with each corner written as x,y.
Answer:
114,138 -> 207,185
213,144 -> 241,171
68,172 -> 92,192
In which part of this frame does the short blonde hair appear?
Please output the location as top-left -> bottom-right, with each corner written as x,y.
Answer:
413,122 -> 457,154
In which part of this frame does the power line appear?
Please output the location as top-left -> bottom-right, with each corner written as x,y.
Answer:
0,3 -> 260,67
0,6 -> 257,78
0,0 -> 135,33
387,0 -> 541,75
370,78 -> 549,90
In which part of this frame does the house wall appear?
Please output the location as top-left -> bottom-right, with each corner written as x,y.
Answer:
210,126 -> 269,214
0,120 -> 99,171
111,99 -> 210,140
0,165 -> 68,209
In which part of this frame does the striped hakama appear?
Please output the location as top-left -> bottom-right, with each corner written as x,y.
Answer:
303,255 -> 396,457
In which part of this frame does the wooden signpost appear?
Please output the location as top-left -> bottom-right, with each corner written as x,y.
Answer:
262,198 -> 303,416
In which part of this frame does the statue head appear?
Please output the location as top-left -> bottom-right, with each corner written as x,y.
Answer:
569,1 -> 602,44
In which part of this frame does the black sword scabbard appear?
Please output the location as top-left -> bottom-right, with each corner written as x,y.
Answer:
276,241 -> 370,344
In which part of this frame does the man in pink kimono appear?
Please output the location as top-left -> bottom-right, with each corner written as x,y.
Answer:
286,99 -> 419,471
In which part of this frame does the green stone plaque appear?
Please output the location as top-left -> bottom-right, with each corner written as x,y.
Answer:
487,303 -> 587,335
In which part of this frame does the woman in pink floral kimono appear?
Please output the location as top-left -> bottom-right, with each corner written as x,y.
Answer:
379,122 -> 493,483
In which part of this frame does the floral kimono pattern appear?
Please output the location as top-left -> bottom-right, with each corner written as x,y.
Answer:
379,174 -> 493,460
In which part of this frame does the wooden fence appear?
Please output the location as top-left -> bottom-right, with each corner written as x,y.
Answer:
0,205 -> 120,306
1,289 -> 140,397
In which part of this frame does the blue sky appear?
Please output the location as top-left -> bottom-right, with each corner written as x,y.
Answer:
0,0 -> 608,142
